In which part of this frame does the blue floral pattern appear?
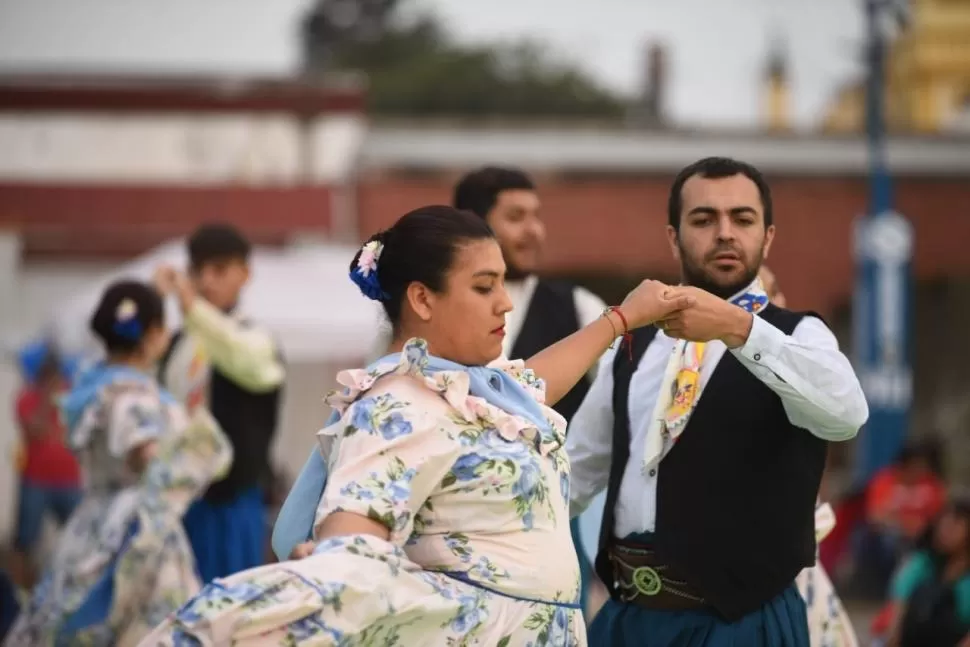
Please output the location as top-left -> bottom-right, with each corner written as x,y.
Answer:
140,339 -> 585,646
6,376 -> 232,646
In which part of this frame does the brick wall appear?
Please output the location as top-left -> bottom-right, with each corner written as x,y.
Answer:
0,183 -> 334,259
357,173 -> 970,316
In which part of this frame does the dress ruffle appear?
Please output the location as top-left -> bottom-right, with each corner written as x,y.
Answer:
320,338 -> 566,457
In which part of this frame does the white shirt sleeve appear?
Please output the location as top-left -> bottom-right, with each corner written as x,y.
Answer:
564,344 -> 618,518
572,286 -> 609,378
730,316 -> 869,442
183,300 -> 284,393
572,286 -> 608,328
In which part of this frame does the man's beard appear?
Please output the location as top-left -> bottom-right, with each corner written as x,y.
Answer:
504,262 -> 530,282
500,247 -> 532,281
680,246 -> 762,300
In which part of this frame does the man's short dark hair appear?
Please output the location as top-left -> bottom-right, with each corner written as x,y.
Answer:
188,223 -> 251,270
452,166 -> 535,220
667,157 -> 773,231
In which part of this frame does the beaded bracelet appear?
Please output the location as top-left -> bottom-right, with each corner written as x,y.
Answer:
602,306 -> 634,359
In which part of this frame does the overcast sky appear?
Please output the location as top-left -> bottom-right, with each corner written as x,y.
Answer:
0,0 -> 866,128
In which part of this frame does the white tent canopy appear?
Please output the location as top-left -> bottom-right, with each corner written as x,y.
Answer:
47,239 -> 384,363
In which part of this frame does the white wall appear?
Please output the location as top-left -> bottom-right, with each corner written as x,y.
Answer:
0,112 -> 367,185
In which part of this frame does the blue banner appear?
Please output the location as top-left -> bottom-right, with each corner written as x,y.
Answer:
852,210 -> 914,485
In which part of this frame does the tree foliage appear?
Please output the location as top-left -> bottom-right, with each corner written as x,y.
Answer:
304,5 -> 627,118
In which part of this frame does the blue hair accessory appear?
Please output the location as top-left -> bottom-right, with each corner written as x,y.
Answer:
112,298 -> 143,341
350,240 -> 388,302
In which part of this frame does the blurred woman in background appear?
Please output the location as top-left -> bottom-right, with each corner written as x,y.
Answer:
760,266 -> 858,647
884,495 -> 970,647
5,280 -> 232,647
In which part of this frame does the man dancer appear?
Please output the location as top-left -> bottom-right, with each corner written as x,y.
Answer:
156,223 -> 285,582
566,157 -> 869,646
370,166 -> 609,616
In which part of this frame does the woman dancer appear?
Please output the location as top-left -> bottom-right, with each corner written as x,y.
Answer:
760,266 -> 857,647
6,280 -> 232,646
139,205 -> 691,646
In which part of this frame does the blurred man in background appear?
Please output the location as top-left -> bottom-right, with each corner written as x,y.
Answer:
858,439 -> 947,596
10,349 -> 80,590
156,223 -> 285,582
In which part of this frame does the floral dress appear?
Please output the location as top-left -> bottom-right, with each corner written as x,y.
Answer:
795,503 -> 858,647
5,366 -> 233,647
139,339 -> 586,646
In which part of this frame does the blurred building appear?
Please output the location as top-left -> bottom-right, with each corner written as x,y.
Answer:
763,33 -> 792,133
628,41 -> 669,129
0,75 -> 370,539
356,125 -> 970,318
0,74 -> 367,340
3,70 -> 970,509
823,0 -> 970,133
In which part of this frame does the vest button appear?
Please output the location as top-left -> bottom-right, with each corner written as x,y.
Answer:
648,469 -> 657,477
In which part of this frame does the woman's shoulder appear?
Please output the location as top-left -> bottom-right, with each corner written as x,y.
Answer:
324,339 -> 456,417
487,356 -> 547,405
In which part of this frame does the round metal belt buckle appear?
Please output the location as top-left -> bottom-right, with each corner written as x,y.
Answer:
631,565 -> 662,596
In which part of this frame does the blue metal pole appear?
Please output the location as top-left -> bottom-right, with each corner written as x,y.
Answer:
866,0 -> 892,211
853,0 -> 914,487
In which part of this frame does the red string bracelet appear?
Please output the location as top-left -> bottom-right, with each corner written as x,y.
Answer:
605,306 -> 633,360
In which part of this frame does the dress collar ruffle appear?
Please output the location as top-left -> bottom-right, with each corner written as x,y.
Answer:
319,338 -> 566,456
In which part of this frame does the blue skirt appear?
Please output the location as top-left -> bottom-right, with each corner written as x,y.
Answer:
183,486 -> 265,584
589,583 -> 810,647
570,518 -> 593,617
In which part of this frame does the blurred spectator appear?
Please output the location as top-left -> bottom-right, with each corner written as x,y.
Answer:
856,439 -> 948,597
10,351 -> 81,588
877,494 -> 970,646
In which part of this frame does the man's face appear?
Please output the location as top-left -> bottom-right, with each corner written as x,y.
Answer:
191,257 -> 250,311
485,189 -> 545,280
666,173 -> 774,298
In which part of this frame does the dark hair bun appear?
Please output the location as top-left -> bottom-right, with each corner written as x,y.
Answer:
90,280 -> 165,353
348,206 -> 494,329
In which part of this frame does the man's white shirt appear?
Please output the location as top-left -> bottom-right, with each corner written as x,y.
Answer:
565,309 -> 868,537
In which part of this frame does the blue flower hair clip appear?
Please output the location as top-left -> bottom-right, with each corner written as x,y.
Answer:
112,298 -> 143,341
350,240 -> 389,302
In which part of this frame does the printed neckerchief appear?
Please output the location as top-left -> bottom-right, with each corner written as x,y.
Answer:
641,278 -> 769,473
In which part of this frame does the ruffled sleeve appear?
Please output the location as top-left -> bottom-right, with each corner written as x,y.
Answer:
488,357 -> 549,406
106,386 -> 168,458
315,375 -> 461,546
140,405 -> 233,517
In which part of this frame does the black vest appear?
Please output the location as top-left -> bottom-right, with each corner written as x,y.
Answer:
509,279 -> 591,421
159,330 -> 283,504
595,304 -> 828,621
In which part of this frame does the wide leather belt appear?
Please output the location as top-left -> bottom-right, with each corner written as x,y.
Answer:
607,538 -> 710,612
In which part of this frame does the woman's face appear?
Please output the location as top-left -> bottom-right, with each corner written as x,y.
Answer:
409,238 -> 513,366
933,508 -> 969,555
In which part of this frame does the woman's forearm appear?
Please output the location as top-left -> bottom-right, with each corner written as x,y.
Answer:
526,311 -> 621,406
